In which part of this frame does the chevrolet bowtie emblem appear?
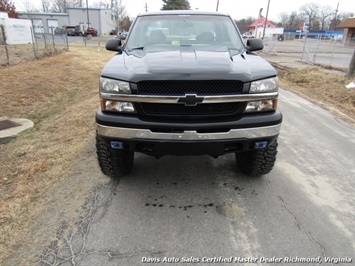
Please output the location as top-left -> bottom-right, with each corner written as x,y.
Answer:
177,94 -> 204,106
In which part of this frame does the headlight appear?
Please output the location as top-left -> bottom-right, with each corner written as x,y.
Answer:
244,99 -> 278,113
250,77 -> 278,93
100,77 -> 131,94
101,100 -> 136,113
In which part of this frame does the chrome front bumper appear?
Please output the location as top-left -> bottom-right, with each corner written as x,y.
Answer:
97,123 -> 281,141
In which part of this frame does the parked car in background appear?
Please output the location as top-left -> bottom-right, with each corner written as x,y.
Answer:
54,27 -> 66,35
66,27 -> 76,36
84,27 -> 98,36
119,31 -> 128,39
242,32 -> 255,38
65,25 -> 82,36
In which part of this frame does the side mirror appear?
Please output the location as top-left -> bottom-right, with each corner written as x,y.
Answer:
246,38 -> 264,52
106,38 -> 123,53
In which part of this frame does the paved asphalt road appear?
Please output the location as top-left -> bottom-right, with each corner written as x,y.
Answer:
39,89 -> 354,265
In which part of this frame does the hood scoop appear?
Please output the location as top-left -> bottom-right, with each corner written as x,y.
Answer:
140,49 -> 233,74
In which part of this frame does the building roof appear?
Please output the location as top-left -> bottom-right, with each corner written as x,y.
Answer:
19,12 -> 67,16
336,17 -> 355,29
247,16 -> 276,30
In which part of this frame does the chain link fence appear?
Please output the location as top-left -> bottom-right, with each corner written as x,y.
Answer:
0,25 -> 69,67
301,37 -> 352,68
262,36 -> 353,70
262,37 -> 278,55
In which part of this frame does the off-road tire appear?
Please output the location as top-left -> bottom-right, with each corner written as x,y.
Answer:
96,133 -> 134,179
236,140 -> 278,176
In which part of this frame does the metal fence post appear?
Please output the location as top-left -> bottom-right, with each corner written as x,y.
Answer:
65,32 -> 69,51
50,27 -> 55,51
330,42 -> 335,67
43,32 -> 47,50
30,26 -> 38,59
301,35 -> 307,62
0,24 -> 10,66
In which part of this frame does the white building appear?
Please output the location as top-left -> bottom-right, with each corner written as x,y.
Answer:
19,7 -> 115,35
67,8 -> 114,35
254,26 -> 284,39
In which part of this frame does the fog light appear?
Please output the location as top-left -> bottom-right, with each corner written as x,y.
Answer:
104,100 -> 136,113
255,141 -> 268,149
245,99 -> 277,112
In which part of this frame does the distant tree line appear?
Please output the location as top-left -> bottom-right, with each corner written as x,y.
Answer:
235,2 -> 353,32
278,3 -> 353,31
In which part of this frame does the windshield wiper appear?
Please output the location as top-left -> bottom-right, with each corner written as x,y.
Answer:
228,48 -> 244,60
240,48 -> 247,58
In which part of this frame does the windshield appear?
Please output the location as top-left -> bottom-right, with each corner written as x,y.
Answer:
125,14 -> 244,53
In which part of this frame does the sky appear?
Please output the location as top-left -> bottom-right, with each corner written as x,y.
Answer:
13,0 -> 355,22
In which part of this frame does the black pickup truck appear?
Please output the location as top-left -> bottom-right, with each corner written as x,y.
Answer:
96,11 -> 282,178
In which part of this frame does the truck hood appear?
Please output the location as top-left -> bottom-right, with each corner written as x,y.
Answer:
101,48 -> 277,83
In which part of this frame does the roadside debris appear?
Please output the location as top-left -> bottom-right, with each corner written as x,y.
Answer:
345,82 -> 355,89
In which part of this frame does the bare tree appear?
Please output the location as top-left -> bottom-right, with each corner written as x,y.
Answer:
51,0 -> 68,13
319,6 -> 333,30
278,12 -> 289,27
112,0 -> 127,32
41,0 -> 50,12
330,11 -> 354,31
91,0 -> 126,33
337,12 -> 354,23
299,2 -> 320,30
22,1 -> 39,12
119,15 -> 132,32
50,0 -> 83,13
92,1 -> 110,8
287,11 -> 304,30
235,17 -> 255,33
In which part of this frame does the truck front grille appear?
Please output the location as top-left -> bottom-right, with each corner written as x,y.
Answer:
137,80 -> 243,95
141,102 -> 246,118
136,80 -> 245,119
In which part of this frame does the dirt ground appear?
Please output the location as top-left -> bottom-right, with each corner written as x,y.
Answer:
0,47 -> 354,265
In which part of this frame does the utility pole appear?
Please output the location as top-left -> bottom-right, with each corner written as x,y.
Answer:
216,0 -> 219,11
262,0 -> 270,39
145,3 -> 148,12
86,0 -> 90,28
255,8 -> 262,38
333,3 -> 339,31
329,3 -> 339,40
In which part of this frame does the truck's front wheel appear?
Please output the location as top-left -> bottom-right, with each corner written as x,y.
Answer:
236,140 -> 278,176
96,133 -> 134,179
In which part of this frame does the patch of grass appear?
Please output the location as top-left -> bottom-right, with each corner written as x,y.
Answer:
0,46 -> 115,264
278,66 -> 355,123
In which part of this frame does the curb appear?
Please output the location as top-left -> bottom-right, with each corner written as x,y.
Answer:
0,117 -> 34,144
